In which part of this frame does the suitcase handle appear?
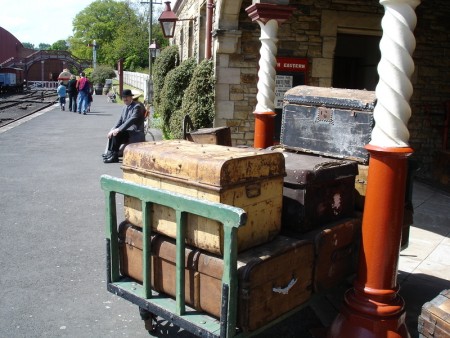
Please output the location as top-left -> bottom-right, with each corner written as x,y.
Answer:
272,276 -> 298,295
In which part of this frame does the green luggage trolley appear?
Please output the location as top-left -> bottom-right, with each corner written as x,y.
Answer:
101,175 -> 247,337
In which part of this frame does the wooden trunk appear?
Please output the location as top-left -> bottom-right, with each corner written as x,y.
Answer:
418,289 -> 450,338
186,126 -> 232,146
122,140 -> 285,255
281,85 -> 376,164
297,217 -> 362,293
118,224 -> 314,333
281,150 -> 357,233
196,235 -> 314,332
118,222 -> 200,308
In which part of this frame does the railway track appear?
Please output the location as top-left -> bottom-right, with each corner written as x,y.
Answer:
0,90 -> 58,128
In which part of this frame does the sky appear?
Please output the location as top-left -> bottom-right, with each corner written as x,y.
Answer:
0,0 -> 164,48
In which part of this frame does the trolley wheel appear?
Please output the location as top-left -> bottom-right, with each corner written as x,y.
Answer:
139,307 -> 158,333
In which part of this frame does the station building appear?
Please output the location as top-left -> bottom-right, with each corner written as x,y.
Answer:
164,0 -> 450,187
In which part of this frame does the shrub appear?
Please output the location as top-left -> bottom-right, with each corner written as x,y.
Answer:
159,57 -> 197,137
153,45 -> 179,110
180,59 -> 215,130
90,65 -> 116,84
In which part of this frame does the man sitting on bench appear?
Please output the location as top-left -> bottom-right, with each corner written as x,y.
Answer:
103,89 -> 145,163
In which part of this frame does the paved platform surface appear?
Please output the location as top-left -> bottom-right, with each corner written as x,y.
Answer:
0,95 -> 448,337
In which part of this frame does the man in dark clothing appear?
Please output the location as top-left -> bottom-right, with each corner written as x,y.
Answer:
67,75 -> 78,112
103,89 -> 146,163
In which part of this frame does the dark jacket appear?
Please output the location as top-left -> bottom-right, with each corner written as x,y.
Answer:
114,101 -> 145,143
67,79 -> 78,94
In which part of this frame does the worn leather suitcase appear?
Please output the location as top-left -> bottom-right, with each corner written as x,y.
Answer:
119,224 -> 314,333
118,222 -> 200,308
196,235 -> 314,332
418,289 -> 450,338
295,217 -> 362,293
122,140 -> 285,255
281,150 -> 358,233
281,85 -> 376,164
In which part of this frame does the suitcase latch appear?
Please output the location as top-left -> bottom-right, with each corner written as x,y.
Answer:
316,107 -> 334,124
246,183 -> 261,198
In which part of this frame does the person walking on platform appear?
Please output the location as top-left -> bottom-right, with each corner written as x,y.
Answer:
103,89 -> 145,163
56,81 -> 66,111
67,75 -> 78,112
76,72 -> 90,115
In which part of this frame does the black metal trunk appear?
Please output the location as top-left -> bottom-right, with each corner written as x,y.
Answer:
281,86 -> 376,164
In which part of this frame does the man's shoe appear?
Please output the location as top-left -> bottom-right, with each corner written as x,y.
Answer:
102,151 -> 112,158
103,155 -> 119,163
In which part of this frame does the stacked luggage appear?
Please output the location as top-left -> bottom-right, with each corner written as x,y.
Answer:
119,140 -> 315,332
114,85 -> 412,333
278,86 -> 377,293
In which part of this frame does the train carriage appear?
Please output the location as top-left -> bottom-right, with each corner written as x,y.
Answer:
0,67 -> 24,93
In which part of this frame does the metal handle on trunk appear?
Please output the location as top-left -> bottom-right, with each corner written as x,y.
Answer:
272,277 -> 298,295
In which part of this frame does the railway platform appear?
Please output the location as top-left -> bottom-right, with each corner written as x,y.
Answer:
0,95 -> 448,337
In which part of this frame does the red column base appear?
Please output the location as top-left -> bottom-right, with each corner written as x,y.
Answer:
328,289 -> 410,338
328,144 -> 413,338
253,110 -> 276,149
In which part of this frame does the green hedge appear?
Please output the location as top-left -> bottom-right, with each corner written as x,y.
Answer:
153,45 -> 179,111
158,57 -> 197,137
179,59 -> 215,130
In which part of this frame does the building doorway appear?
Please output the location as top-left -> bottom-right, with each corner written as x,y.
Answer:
332,33 -> 381,91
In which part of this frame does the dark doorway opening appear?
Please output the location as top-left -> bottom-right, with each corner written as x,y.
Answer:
332,33 -> 381,91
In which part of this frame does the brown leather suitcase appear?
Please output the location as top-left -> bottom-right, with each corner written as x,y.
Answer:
119,223 -> 314,332
299,217 -> 362,293
122,140 -> 285,255
118,222 -> 200,308
196,235 -> 314,332
281,150 -> 358,233
418,289 -> 450,338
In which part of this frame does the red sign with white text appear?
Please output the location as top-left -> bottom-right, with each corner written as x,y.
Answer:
276,57 -> 308,73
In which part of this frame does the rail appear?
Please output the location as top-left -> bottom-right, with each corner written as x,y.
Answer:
100,175 -> 247,338
28,81 -> 58,90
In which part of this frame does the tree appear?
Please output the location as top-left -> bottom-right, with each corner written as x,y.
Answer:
106,18 -> 149,70
22,42 -> 36,50
49,40 -> 69,51
38,43 -> 51,50
90,65 -> 116,85
68,0 -> 148,69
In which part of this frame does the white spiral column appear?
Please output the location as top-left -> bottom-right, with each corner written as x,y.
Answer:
370,0 -> 421,147
255,19 -> 279,113
328,1 -> 421,337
